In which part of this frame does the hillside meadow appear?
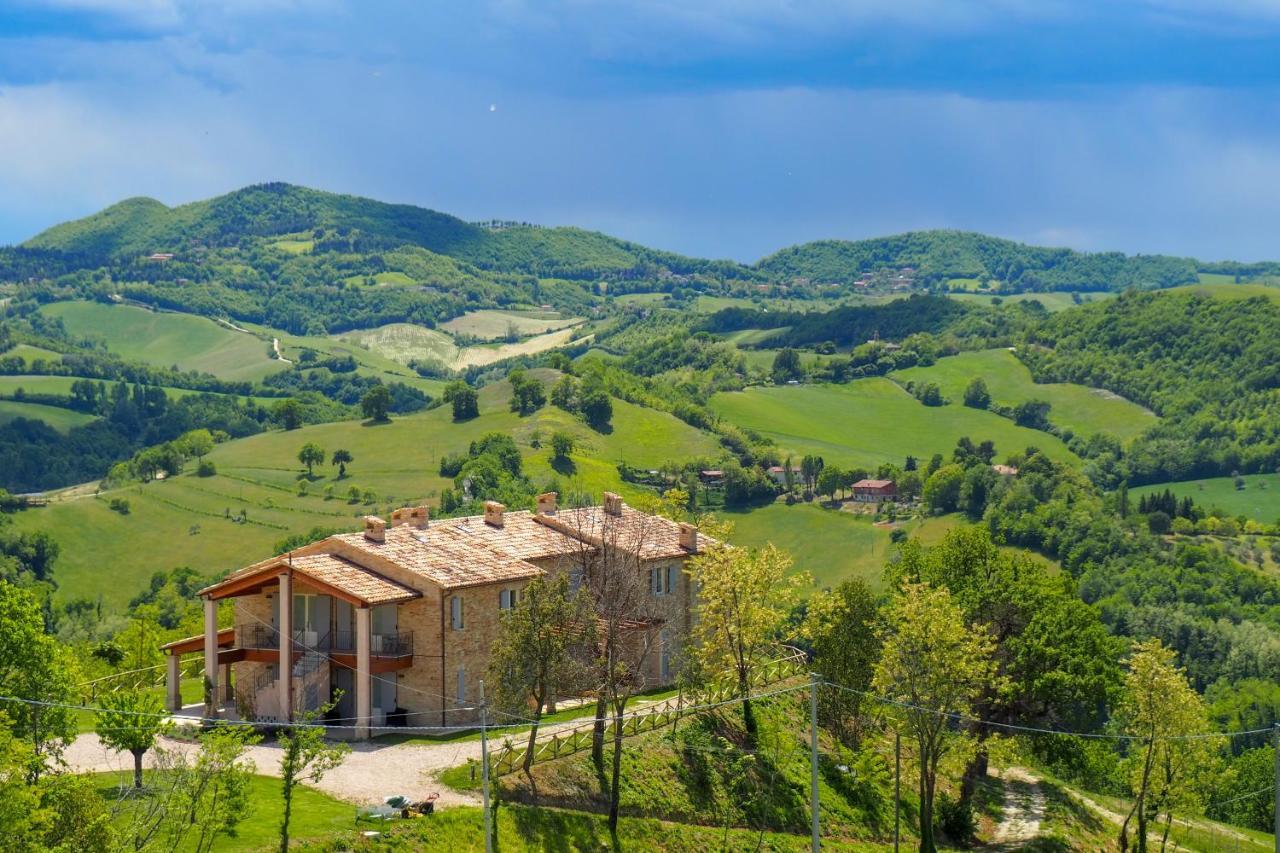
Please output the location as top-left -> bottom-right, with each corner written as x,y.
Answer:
891,348 -> 1156,443
0,399 -> 97,432
14,376 -> 720,606
709,378 -> 1079,471
1133,472 -> 1280,523
40,301 -> 287,382
335,322 -> 586,370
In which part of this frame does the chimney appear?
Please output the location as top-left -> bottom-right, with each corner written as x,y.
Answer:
603,491 -> 623,516
536,492 -> 558,515
409,505 -> 429,529
363,515 -> 386,543
484,501 -> 505,528
678,522 -> 698,553
390,507 -> 410,527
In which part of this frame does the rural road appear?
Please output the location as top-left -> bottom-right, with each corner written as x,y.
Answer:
992,766 -> 1046,846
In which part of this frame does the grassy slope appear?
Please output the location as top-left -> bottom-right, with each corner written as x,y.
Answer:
949,291 -> 1115,312
891,348 -> 1156,443
252,324 -> 445,398
710,379 -> 1078,471
0,399 -> 97,432
441,309 -> 581,340
0,374 -> 281,404
40,301 -> 286,382
335,322 -> 583,370
15,376 -> 719,607
1167,280 -> 1280,301
5,343 -> 63,365
1133,472 -> 1280,523
99,772 -> 352,851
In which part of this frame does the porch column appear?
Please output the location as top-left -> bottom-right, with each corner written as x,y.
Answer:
278,572 -> 293,722
355,605 -> 372,740
221,663 -> 234,704
165,652 -> 182,712
203,597 -> 220,716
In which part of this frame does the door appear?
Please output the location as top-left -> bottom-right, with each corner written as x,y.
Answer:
372,603 -> 397,653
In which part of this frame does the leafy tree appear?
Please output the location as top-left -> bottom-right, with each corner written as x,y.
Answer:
963,377 -> 991,409
1210,745 -> 1275,831
922,464 -> 964,513
179,428 -> 214,460
1012,399 -> 1052,429
687,540 -> 807,740
1146,510 -> 1172,535
489,575 -> 595,776
443,381 -> 479,421
330,448 -> 352,478
916,382 -> 944,407
277,705 -> 349,853
579,386 -> 612,430
274,398 -> 303,431
771,348 -> 803,384
96,688 -> 171,789
360,384 -> 392,422
297,442 -> 325,476
153,724 -> 260,853
805,579 -> 881,746
816,465 -> 844,502
550,375 -> 579,411
550,431 -> 574,461
508,370 -> 547,415
1116,639 -> 1218,852
872,582 -> 1001,853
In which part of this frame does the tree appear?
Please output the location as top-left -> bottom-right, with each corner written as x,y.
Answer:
816,465 -> 844,502
297,443 -> 325,476
154,724 -> 260,853
443,381 -> 479,421
917,382 -> 944,406
489,575 -> 595,777
771,348 -> 803,384
805,579 -> 881,746
550,431 -> 574,461
179,428 -> 215,460
277,706 -> 349,853
872,582 -> 1001,853
330,449 -> 352,478
687,540 -> 807,740
508,370 -> 547,415
1115,639 -> 1219,853
274,398 -> 303,431
923,464 -> 965,513
551,375 -> 579,411
96,688 -> 171,789
963,377 -> 991,409
579,386 -> 613,430
361,384 -> 392,422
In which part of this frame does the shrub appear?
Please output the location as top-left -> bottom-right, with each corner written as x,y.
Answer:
196,460 -> 217,477
936,793 -> 975,843
108,497 -> 130,515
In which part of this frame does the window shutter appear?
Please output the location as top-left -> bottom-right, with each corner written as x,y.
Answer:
451,595 -> 463,629
667,565 -> 676,594
456,666 -> 466,704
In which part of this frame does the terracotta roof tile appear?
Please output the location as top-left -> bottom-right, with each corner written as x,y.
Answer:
333,526 -> 544,590
287,553 -> 420,605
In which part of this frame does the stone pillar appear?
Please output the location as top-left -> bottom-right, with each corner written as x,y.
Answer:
278,572 -> 293,722
165,652 -> 182,712
221,663 -> 234,704
203,597 -> 220,716
355,605 -> 372,740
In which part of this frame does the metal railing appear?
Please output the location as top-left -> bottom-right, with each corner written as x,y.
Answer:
234,624 -> 413,658
331,629 -> 414,657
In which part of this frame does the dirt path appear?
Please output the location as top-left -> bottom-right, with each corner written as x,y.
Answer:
272,338 -> 291,363
992,767 -> 1046,846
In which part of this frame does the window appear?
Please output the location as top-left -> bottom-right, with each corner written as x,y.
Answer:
456,666 -> 466,705
450,595 -> 463,630
499,588 -> 519,610
651,566 -> 673,596
666,565 -> 677,595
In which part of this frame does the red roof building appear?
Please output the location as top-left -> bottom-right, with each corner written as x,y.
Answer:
851,479 -> 897,502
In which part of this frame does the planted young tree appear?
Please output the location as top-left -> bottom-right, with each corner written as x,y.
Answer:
331,448 -> 353,478
278,706 -> 349,853
1116,639 -> 1219,852
158,725 -> 260,853
96,688 -> 171,789
872,581 -> 1001,853
361,384 -> 392,422
489,575 -> 596,778
297,443 -> 325,476
687,538 -> 807,741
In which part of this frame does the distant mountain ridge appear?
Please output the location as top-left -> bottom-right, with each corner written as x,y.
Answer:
12,182 -> 1277,290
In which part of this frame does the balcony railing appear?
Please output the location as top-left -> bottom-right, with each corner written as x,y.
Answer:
332,629 -> 413,657
235,624 -> 412,658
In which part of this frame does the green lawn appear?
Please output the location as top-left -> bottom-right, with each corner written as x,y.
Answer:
1133,473 -> 1280,524
99,772 -> 353,851
41,301 -> 287,382
14,375 -> 720,608
710,378 -> 1078,472
722,502 -> 960,590
0,399 -> 97,432
891,348 -> 1156,443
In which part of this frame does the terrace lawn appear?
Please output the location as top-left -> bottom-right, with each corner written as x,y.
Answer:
710,378 -> 1078,472
0,399 -> 97,432
40,301 -> 287,383
891,348 -> 1156,443
1133,473 -> 1280,524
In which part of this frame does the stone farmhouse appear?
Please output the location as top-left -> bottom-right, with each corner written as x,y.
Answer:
161,492 -> 704,739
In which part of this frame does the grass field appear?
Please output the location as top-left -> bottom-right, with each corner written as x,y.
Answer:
1133,473 -> 1280,523
4,343 -> 62,365
0,399 -> 97,431
949,291 -> 1114,312
721,327 -> 789,347
336,322 -> 584,370
441,308 -> 582,340
14,374 -> 719,608
0,374 -> 282,405
1165,281 -> 1280,302
270,237 -> 313,254
710,378 -> 1078,472
99,772 -> 352,851
891,348 -> 1156,443
41,302 -> 287,382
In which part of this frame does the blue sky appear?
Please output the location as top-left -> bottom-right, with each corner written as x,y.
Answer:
3,1 -> 1280,262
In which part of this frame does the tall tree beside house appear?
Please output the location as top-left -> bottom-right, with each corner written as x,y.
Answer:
1115,639 -> 1220,853
331,448 -> 353,478
95,688 -> 171,789
297,443 -> 325,476
872,581 -> 1002,853
489,574 -> 596,779
277,703 -> 349,853
686,537 -> 807,742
